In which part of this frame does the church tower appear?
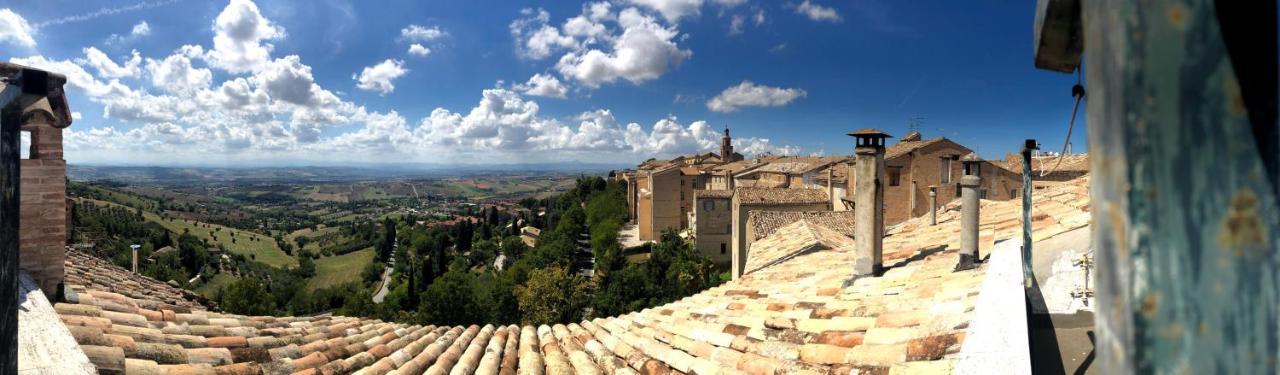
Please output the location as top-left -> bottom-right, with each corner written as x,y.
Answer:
720,127 -> 736,162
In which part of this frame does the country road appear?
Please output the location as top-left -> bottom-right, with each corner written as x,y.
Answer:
372,242 -> 397,303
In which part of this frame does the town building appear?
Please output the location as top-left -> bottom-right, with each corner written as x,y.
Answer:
731,156 -> 849,189
729,187 -> 830,278
631,127 -> 744,241
691,189 -> 734,267
815,131 -> 1024,225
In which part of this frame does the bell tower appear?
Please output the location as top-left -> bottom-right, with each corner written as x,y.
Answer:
720,127 -> 735,162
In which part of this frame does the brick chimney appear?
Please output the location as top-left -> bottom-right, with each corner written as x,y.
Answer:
956,153 -> 982,271
848,129 -> 891,277
3,63 -> 74,298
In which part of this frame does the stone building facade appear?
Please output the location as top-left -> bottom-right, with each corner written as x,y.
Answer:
823,132 -> 1023,225
691,189 -> 734,267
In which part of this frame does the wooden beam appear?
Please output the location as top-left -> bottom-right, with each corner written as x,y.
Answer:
1,88 -> 21,375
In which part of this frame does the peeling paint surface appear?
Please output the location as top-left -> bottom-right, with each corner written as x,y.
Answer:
1084,0 -> 1280,373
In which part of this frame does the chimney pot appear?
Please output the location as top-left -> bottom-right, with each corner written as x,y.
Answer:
956,174 -> 980,271
130,244 -> 141,273
850,129 -> 891,278
928,185 -> 938,226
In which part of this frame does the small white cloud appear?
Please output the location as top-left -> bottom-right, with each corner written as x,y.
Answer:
131,21 -> 151,36
795,0 -> 841,23
105,21 -> 153,45
0,9 -> 36,47
729,15 -> 744,35
407,43 -> 431,57
713,0 -> 747,7
71,111 -> 83,120
400,24 -> 447,41
625,0 -> 704,23
509,9 -> 576,60
753,9 -> 766,25
354,59 -> 408,95
706,80 -> 807,112
516,73 -> 568,98
83,47 -> 142,78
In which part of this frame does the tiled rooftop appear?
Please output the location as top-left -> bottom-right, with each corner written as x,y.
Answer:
995,154 -> 1090,177
734,188 -> 830,205
743,220 -> 856,276
885,138 -> 950,160
748,211 -> 855,241
64,249 -> 212,310
49,178 -> 1090,375
745,157 -> 849,175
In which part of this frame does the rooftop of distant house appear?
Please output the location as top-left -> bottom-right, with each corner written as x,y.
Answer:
748,210 -> 856,241
734,187 -> 830,205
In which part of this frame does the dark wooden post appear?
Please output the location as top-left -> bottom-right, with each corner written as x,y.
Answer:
1082,0 -> 1280,372
1,89 -> 20,375
1020,139 -> 1037,290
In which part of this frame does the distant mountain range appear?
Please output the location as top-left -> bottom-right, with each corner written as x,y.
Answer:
67,161 -> 628,183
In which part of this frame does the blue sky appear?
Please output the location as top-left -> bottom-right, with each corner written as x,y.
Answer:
0,0 -> 1086,166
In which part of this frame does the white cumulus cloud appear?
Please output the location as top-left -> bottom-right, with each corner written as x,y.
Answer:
706,81 -> 807,112
795,0 -> 841,23
407,43 -> 431,57
625,0 -> 704,23
83,47 -> 142,78
0,9 -> 36,47
516,73 -> 568,98
206,0 -> 285,73
354,59 -> 408,95
556,8 -> 691,88
400,24 -> 447,41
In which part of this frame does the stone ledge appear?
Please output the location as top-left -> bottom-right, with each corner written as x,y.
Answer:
17,270 -> 96,375
952,238 -> 1032,375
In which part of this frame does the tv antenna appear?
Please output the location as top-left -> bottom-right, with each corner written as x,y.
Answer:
908,114 -> 925,133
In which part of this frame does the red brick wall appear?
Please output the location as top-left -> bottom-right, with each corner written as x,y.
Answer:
19,124 -> 66,296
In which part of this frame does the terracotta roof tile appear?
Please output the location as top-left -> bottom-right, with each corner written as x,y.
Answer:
747,211 -> 855,241
734,188 -> 829,205
49,177 -> 1091,375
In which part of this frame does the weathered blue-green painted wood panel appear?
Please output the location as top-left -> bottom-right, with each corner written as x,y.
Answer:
1085,0 -> 1280,373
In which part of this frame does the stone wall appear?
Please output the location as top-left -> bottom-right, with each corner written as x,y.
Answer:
693,196 -> 732,267
19,118 -> 67,297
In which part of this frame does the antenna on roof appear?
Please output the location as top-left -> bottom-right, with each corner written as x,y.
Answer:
908,114 -> 925,133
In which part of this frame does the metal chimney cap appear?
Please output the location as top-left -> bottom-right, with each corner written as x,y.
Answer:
846,128 -> 893,138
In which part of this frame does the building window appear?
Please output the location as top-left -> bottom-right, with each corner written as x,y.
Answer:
940,158 -> 951,183
887,166 -> 902,187
1011,189 -> 1018,198
19,131 -> 31,159
681,191 -> 685,200
703,200 -> 713,211
720,243 -> 727,254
